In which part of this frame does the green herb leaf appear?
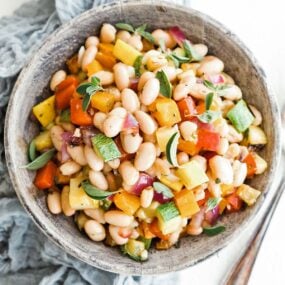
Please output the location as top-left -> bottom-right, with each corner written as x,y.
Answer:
76,82 -> 93,96
153,182 -> 174,199
203,225 -> 226,236
171,53 -> 190,64
100,199 -> 113,211
28,140 -> 37,162
166,132 -> 180,167
156,70 -> 172,98
206,197 -> 221,212
22,148 -> 55,170
115,22 -> 135,33
133,55 -> 143,77
60,109 -> 71,123
135,23 -> 147,33
136,24 -> 155,43
82,93 -> 92,112
216,84 -> 231,91
196,110 -> 220,123
81,180 -> 118,200
159,38 -> 166,53
183,40 -> 203,62
205,92 -> 214,110
166,54 -> 179,68
91,76 -> 100,85
203,79 -> 216,91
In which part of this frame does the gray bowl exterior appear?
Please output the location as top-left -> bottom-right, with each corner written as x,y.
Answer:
4,0 -> 281,275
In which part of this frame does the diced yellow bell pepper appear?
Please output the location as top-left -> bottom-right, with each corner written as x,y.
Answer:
174,189 -> 200,217
153,98 -> 181,127
218,198 -> 228,214
91,91 -> 115,113
69,176 -> 99,210
113,39 -> 142,66
159,175 -> 183,192
98,43 -> 114,55
34,131 -> 53,151
236,184 -> 261,206
176,160 -> 209,190
86,59 -> 103,77
156,126 -> 178,152
221,184 -> 235,197
32,96 -> 56,127
114,191 -> 140,215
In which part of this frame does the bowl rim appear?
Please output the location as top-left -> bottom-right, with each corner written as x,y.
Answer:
4,0 -> 282,275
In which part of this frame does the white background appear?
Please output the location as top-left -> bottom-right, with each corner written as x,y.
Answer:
1,1 -> 285,284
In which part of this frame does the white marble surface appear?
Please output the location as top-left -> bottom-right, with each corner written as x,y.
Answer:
1,1 -> 285,284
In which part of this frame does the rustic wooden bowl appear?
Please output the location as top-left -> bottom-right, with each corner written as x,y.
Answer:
4,0 -> 281,275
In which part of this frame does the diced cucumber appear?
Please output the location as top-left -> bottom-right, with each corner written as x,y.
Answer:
227,100 -> 254,132
138,236 -> 152,250
158,215 -> 182,235
91,133 -> 121,162
166,132 -> 180,166
248,126 -> 267,145
156,202 -> 179,222
121,239 -> 147,261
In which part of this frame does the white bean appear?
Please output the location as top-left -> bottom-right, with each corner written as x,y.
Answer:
103,115 -> 124,137
179,121 -> 197,141
84,145 -> 104,171
120,132 -> 142,154
249,105 -> 262,126
67,145 -> 87,166
190,155 -> 207,172
127,34 -> 143,51
104,210 -> 134,227
107,158 -> 120,169
225,143 -> 241,159
193,44 -> 208,58
100,23 -> 116,43
177,152 -> 189,165
61,186 -> 75,216
50,125 -> 64,151
109,107 -> 127,118
207,174 -> 222,198
89,170 -> 108,190
154,158 -> 170,176
173,82 -> 192,101
213,118 -> 229,137
140,187 -> 154,208
189,83 -> 210,100
121,88 -> 140,113
119,161 -> 139,185
105,86 -> 121,102
84,220 -> 106,241
253,153 -> 268,174
85,36 -> 99,48
109,225 -> 129,245
197,56 -> 224,76
47,191 -> 62,214
217,137 -> 229,155
232,160 -> 247,187
50,70 -> 67,91
59,161 -> 81,176
134,142 -> 156,171
159,66 -> 177,82
152,29 -> 176,49
81,46 -> 97,72
138,71 -> 155,91
77,46 -> 85,67
116,30 -> 131,42
93,112 -> 107,131
219,85 -> 242,100
226,125 -> 243,143
113,63 -> 130,91
93,70 -> 114,86
209,155 -> 233,184
135,110 -> 157,135
187,209 -> 204,236
84,208 -> 106,224
140,78 -> 160,106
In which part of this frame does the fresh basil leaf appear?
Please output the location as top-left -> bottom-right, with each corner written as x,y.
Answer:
203,225 -> 226,236
166,54 -> 179,68
216,84 -> 232,91
60,109 -> 71,123
76,83 -> 93,96
81,180 -> 118,200
115,22 -> 135,33
203,79 -> 216,91
156,70 -> 172,98
135,23 -> 147,33
183,40 -> 203,61
138,30 -> 155,44
196,110 -> 220,123
22,148 -> 55,170
171,53 -> 190,63
28,140 -> 37,162
91,76 -> 100,86
206,197 -> 221,212
133,55 -> 143,77
82,94 -> 92,112
205,92 -> 214,110
153,182 -> 174,198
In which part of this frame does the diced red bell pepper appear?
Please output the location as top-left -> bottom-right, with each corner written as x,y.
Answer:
56,76 -> 78,92
197,129 -> 220,152
177,97 -> 196,121
226,192 -> 243,212
202,151 -> 217,161
34,161 -> 57,190
177,138 -> 198,156
55,84 -> 76,110
189,117 -> 214,131
243,153 -> 257,177
70,98 -> 93,126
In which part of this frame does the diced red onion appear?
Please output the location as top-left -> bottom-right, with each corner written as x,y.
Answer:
61,132 -> 73,142
80,126 -> 99,147
169,26 -> 187,46
204,205 -> 219,225
130,173 -> 154,196
61,143 -> 70,162
129,78 -> 139,92
153,191 -> 172,204
122,114 -> 139,134
205,74 -> 225,84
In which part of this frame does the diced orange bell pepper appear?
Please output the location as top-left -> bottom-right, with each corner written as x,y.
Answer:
113,191 -> 140,215
86,60 -> 103,77
218,198 -> 228,214
177,97 -> 196,121
196,101 -> 206,115
149,219 -> 170,241
174,189 -> 200,217
243,153 -> 257,177
226,192 -> 243,212
34,161 -> 57,190
98,43 -> 114,55
70,98 -> 93,126
91,91 -> 115,113
55,168 -> 70,185
56,76 -> 78,92
55,84 -> 76,110
197,129 -> 220,152
177,138 -> 198,156
141,221 -> 156,239
96,52 -> 117,69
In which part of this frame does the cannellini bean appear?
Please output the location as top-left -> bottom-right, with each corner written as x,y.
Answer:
116,30 -> 131,42
47,191 -> 62,214
107,158 -> 120,169
207,172 -> 221,197
135,110 -> 157,135
140,78 -> 160,105
50,125 -> 64,151
120,132 -> 143,154
193,44 -> 208,58
155,144 -> 161,157
109,107 -> 127,118
100,23 -> 116,43
221,100 -> 235,116
89,170 -> 108,190
213,118 -> 229,137
254,153 -> 268,174
209,155 -> 233,184
179,121 -> 197,141
177,69 -> 195,82
67,145 -> 87,166
84,208 -> 106,224
232,160 -> 247,187
121,88 -> 140,112
93,70 -> 114,86
226,125 -> 243,143
93,112 -> 107,131
84,145 -> 104,171
81,46 -> 97,72
190,155 -> 207,172
60,122 -> 75,133
154,158 -> 171,176
140,187 -> 154,208
177,152 -> 189,165
217,137 -> 229,155
84,220 -> 106,241
105,210 -> 134,227
219,85 -> 242,101
146,54 -> 168,71
85,36 -> 99,48
249,105 -> 262,126
138,71 -> 155,91
109,225 -> 129,245
59,161 -> 81,176
187,209 -> 205,236
152,29 -> 176,49
127,34 -> 143,51
239,146 -> 249,161
134,142 -> 156,171
197,56 -> 224,76
159,66 -> 177,82
188,83 -> 210,100
225,143 -> 241,159
113,63 -> 130,91
173,82 -> 192,101
131,229 -> 140,239
103,115 -> 124,137
222,72 -> 235,84
77,46 -> 85,66
119,161 -> 139,185
127,66 -> 135,78
50,70 -> 67,91
104,86 -> 121,102
61,186 -> 75,216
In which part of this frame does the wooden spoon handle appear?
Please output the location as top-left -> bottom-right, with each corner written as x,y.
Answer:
224,177 -> 285,285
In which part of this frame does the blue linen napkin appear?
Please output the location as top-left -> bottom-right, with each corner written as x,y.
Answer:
0,0 -> 183,284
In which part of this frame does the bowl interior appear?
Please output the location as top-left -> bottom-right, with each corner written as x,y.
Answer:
4,0 -> 280,275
